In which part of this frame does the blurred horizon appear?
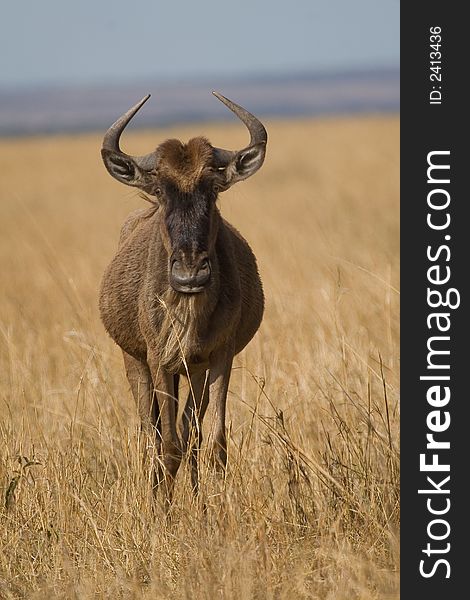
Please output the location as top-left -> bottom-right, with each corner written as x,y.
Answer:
0,66 -> 399,137
0,0 -> 399,136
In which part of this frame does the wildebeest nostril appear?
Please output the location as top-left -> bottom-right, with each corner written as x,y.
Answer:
197,258 -> 210,277
171,259 -> 185,279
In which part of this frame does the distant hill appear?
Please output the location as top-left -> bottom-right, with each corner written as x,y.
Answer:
0,68 -> 399,137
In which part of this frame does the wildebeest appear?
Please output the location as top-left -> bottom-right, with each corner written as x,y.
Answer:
99,92 -> 267,500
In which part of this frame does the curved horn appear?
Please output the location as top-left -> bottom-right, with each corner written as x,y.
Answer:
211,92 -> 267,186
212,91 -> 267,155
102,94 -> 156,170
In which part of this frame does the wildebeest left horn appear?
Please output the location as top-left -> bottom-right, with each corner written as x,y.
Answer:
212,91 -> 268,166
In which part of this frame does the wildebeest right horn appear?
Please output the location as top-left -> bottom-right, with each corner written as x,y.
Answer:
101,94 -> 157,171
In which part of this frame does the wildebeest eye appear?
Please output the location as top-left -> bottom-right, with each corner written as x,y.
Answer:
154,187 -> 162,197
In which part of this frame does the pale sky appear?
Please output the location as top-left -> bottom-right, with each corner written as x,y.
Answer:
0,0 -> 399,88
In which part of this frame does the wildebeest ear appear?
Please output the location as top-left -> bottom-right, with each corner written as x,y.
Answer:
223,142 -> 266,189
101,149 -> 146,187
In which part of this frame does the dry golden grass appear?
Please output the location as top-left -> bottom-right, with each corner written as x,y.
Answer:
0,114 -> 399,599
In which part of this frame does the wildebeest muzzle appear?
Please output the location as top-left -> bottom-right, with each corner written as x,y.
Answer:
170,256 -> 211,293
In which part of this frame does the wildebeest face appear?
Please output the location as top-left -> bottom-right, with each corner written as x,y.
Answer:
101,92 -> 268,293
155,138 -> 220,293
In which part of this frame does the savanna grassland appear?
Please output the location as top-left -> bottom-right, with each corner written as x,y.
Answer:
0,114 -> 399,599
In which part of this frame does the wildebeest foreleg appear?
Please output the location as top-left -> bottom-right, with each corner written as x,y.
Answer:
122,351 -> 162,489
209,345 -> 234,472
181,371 -> 209,492
147,355 -> 182,503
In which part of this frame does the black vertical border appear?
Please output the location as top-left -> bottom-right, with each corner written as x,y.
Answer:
401,5 -> 467,598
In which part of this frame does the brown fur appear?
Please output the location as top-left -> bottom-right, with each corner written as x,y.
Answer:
156,138 -> 214,193
100,203 -> 263,373
100,129 -> 266,501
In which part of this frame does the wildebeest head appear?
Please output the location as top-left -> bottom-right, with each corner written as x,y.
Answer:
101,92 -> 267,293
